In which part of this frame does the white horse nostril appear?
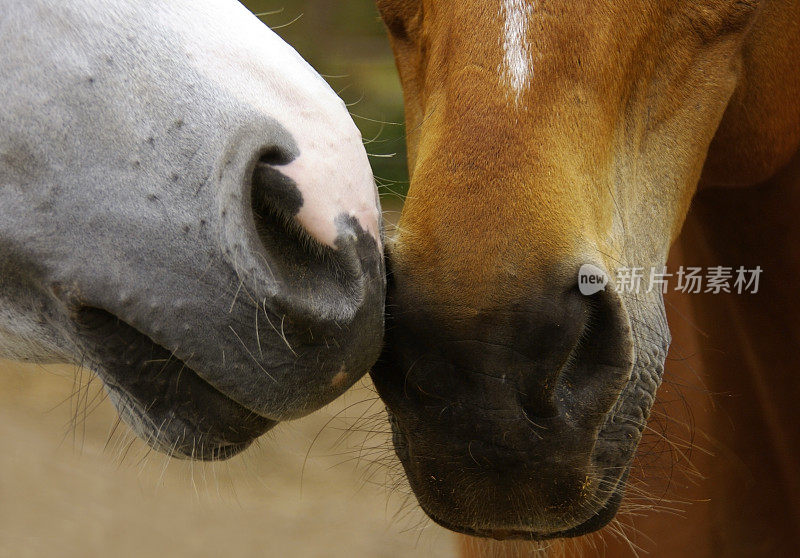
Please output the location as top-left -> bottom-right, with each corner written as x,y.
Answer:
278,133 -> 381,250
179,0 -> 382,251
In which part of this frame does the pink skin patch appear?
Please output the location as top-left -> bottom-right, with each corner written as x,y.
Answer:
280,129 -> 381,250
169,0 -> 382,251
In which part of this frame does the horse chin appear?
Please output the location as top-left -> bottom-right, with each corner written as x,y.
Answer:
74,307 -> 276,461
386,409 -> 632,541
423,488 -> 625,542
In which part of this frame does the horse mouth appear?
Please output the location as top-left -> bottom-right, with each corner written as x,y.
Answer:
423,486 -> 625,541
73,306 -> 276,460
386,411 -> 631,541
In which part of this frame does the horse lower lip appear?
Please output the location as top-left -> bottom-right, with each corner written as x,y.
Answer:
422,507 -> 560,541
385,409 -> 628,539
73,306 -> 276,458
424,492 -> 623,542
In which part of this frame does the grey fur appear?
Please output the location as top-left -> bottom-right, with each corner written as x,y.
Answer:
0,0 -> 385,459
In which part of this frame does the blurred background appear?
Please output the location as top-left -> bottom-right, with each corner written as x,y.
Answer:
0,2 -> 456,557
246,0 -> 411,204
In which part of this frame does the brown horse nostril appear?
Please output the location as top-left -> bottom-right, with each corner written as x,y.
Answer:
483,286 -> 590,422
514,281 -> 635,426
519,387 -> 561,422
374,263 -> 635,432
551,284 -> 635,425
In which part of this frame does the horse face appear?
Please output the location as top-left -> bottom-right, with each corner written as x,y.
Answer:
0,0 -> 384,460
372,0 -> 759,538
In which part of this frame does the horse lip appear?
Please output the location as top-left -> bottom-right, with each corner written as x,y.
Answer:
103,378 -> 260,461
387,413 -> 627,540
419,476 -> 626,541
72,306 -> 277,459
83,307 -> 272,415
424,487 -> 624,541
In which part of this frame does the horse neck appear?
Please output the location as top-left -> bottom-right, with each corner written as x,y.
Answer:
672,149 -> 800,548
701,0 -> 800,187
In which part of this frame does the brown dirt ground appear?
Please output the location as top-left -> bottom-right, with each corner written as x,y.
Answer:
0,360 -> 456,558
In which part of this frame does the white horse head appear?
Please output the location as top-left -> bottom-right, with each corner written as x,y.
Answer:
0,0 -> 385,460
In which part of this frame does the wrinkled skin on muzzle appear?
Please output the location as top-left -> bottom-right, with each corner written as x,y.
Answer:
0,0 -> 385,460
369,0 -> 783,541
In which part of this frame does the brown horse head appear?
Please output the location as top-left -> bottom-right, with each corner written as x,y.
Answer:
372,0 -> 799,539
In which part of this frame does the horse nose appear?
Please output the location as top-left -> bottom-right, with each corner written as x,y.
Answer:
370,260 -> 636,530
250,127 -> 380,252
246,137 -> 383,328
382,262 -> 634,430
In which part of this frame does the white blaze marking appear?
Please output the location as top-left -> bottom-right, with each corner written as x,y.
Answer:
500,0 -> 533,102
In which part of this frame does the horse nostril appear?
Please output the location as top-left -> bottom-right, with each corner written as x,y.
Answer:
259,144 -> 295,166
550,283 -> 635,425
245,144 -> 384,331
506,275 -> 634,425
520,398 -> 561,423
249,141 -> 381,254
250,146 -> 304,223
519,388 -> 561,422
512,288 -> 590,421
